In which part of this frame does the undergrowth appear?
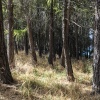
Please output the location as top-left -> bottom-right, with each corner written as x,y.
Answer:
7,52 -> 99,100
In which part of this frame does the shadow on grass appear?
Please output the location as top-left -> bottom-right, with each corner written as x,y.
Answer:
0,78 -> 98,100
17,79 -> 91,100
0,82 -> 43,100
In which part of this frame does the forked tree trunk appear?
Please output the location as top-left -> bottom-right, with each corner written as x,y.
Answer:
62,0 -> 74,81
27,17 -> 37,63
0,0 -> 13,84
92,0 -> 100,93
8,0 -> 15,68
48,0 -> 54,65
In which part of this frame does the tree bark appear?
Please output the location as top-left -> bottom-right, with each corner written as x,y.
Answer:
48,0 -> 54,65
75,22 -> 79,60
0,0 -> 13,84
62,0 -> 75,81
92,0 -> 100,93
61,47 -> 65,67
14,36 -> 18,54
36,1 -> 43,57
27,17 -> 37,63
24,32 -> 29,55
8,0 -> 15,68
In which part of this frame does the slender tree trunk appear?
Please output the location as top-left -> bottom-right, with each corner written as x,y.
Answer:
0,0 -> 13,84
27,17 -> 37,63
38,30 -> 42,57
36,2 -> 42,57
8,0 -> 15,68
48,0 -> 54,65
44,20 -> 47,54
75,25 -> 79,60
24,32 -> 29,55
92,0 -> 100,93
61,47 -> 65,67
58,43 -> 62,58
62,0 -> 74,81
14,36 -> 18,54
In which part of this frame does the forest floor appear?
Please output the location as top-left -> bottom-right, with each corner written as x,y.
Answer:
0,52 -> 100,100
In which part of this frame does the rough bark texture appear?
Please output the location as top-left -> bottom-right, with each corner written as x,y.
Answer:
48,0 -> 54,65
27,17 -> 37,63
0,0 -> 13,84
93,0 -> 100,93
62,0 -> 75,81
8,0 -> 15,68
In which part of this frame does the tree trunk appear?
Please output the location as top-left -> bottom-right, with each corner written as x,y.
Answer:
75,24 -> 79,60
62,0 -> 74,81
48,0 -> 54,65
14,36 -> 18,54
92,0 -> 100,93
27,17 -> 37,63
24,32 -> 29,55
58,43 -> 62,58
61,47 -> 65,67
36,1 -> 42,57
0,0 -> 13,84
8,0 -> 15,68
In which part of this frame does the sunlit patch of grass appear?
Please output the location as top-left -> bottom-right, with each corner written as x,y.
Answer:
10,52 -> 95,100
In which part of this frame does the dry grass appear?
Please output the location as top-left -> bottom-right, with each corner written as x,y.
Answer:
0,52 -> 100,100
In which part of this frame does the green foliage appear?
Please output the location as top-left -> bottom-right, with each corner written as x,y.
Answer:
47,0 -> 51,7
14,28 -> 27,41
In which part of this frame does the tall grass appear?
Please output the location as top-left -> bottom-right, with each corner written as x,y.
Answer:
9,52 -> 99,100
